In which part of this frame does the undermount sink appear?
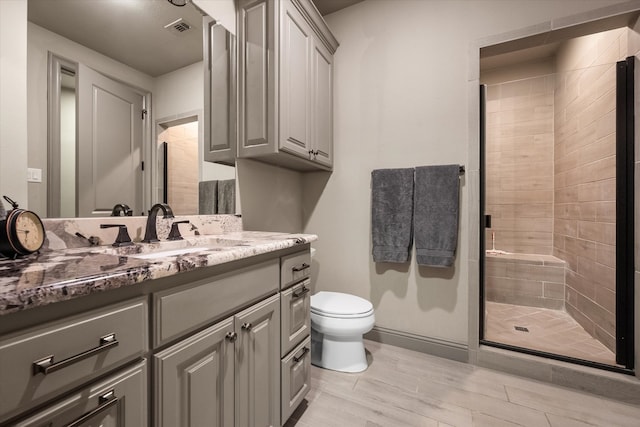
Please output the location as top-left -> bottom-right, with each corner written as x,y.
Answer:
128,247 -> 211,259
97,236 -> 252,258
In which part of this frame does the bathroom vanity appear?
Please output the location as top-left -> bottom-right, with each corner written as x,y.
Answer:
0,218 -> 313,426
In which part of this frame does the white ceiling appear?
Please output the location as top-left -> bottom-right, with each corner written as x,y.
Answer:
28,0 -> 205,77
28,0 -> 362,78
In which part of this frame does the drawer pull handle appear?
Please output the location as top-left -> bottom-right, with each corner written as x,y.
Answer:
242,322 -> 253,331
66,389 -> 118,427
292,286 -> 310,299
226,331 -> 238,342
291,263 -> 310,272
293,347 -> 309,363
32,333 -> 119,376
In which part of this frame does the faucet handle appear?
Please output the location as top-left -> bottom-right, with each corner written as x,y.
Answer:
167,220 -> 190,241
100,224 -> 133,247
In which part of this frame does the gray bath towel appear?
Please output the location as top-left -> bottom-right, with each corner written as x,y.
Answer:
199,180 -> 218,214
217,179 -> 236,214
371,168 -> 415,263
414,165 -> 460,267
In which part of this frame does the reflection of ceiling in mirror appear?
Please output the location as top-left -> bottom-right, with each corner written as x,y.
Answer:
28,0 -> 204,77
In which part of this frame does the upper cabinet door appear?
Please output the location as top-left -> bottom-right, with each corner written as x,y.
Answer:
312,39 -> 334,168
279,1 -> 313,160
237,0 -> 277,157
204,17 -> 237,166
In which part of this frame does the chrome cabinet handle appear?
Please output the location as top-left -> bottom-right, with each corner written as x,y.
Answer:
226,331 -> 238,342
33,334 -> 119,376
293,347 -> 309,363
241,322 -> 252,331
292,286 -> 310,299
65,389 -> 118,427
292,263 -> 310,272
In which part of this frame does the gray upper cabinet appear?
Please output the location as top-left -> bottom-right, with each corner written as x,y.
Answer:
237,0 -> 339,171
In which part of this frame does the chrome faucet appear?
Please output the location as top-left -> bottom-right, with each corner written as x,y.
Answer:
142,203 -> 174,243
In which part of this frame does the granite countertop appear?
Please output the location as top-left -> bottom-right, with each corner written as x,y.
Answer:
0,231 -> 316,316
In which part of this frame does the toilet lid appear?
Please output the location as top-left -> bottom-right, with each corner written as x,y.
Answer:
311,291 -> 373,316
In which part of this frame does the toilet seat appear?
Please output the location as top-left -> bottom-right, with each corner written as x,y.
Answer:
311,291 -> 373,318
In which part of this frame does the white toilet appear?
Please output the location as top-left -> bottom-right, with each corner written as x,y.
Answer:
310,291 -> 375,373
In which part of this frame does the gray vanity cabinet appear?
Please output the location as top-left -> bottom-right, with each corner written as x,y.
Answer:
237,0 -> 338,171
154,317 -> 235,427
155,294 -> 280,427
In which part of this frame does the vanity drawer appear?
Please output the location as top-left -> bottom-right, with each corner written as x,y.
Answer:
153,259 -> 279,346
281,336 -> 311,425
280,278 -> 311,356
281,250 -> 311,289
0,298 -> 147,422
12,360 -> 147,427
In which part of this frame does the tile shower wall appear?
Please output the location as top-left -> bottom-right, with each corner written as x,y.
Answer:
553,28 -> 627,353
485,76 -> 555,254
159,122 -> 199,215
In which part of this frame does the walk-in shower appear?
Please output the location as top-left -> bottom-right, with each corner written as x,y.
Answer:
480,25 -> 635,371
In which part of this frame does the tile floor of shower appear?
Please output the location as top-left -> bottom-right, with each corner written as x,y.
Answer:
484,301 -> 618,366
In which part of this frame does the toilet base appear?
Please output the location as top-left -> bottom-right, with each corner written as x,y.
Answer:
311,329 -> 369,373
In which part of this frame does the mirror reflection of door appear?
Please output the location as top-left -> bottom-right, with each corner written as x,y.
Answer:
77,64 -> 144,217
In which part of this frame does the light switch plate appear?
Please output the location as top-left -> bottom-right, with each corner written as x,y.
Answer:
27,168 -> 42,183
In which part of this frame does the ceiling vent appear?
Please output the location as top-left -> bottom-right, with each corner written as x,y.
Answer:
164,18 -> 192,35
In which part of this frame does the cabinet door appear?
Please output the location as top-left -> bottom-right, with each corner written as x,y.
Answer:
235,294 -> 280,427
204,16 -> 236,165
237,0 -> 277,157
154,318 -> 235,427
13,361 -> 146,427
312,38 -> 334,168
279,0 -> 313,160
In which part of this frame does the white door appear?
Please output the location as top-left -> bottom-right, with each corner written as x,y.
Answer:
77,64 -> 143,217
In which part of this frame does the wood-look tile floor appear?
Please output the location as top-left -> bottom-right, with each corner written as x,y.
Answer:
484,302 -> 618,367
285,340 -> 640,427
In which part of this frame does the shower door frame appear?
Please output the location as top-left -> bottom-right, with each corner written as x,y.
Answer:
479,55 -> 635,373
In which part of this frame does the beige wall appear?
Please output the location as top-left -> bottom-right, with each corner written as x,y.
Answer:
485,74 -> 555,254
0,0 -> 28,209
305,0 -> 634,348
553,28 -> 625,352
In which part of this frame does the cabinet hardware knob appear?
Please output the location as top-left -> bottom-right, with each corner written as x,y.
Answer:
66,389 -> 119,427
293,347 -> 309,363
226,331 -> 238,342
292,286 -> 310,299
292,263 -> 310,272
32,333 -> 119,376
242,322 -> 253,331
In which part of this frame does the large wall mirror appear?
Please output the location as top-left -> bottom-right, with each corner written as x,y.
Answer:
27,0 -> 237,218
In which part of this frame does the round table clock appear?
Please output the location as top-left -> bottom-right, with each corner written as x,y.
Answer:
0,196 -> 45,258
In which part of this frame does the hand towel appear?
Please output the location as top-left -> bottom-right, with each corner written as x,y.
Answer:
414,165 -> 460,267
198,180 -> 218,214
371,168 -> 415,263
217,179 -> 236,214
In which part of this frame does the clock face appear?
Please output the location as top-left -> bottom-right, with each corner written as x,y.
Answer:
14,211 -> 45,252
